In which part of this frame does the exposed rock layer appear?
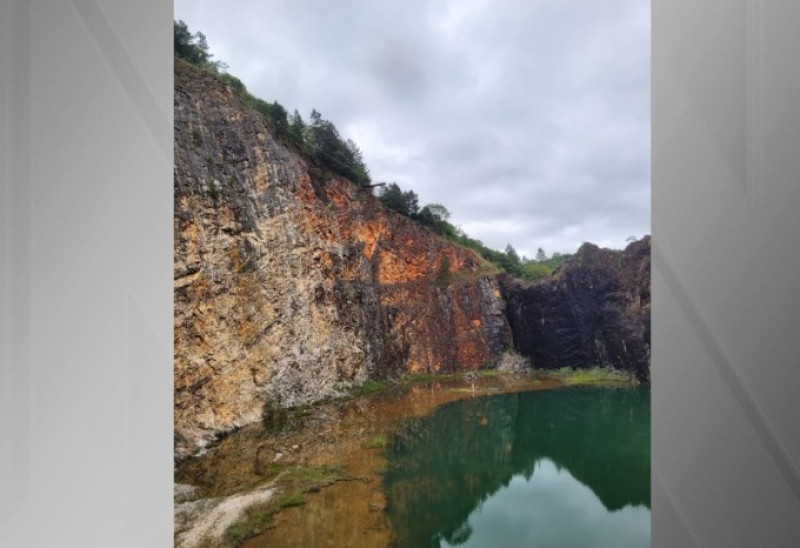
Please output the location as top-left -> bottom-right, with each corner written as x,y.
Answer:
173,62 -> 511,457
500,238 -> 651,381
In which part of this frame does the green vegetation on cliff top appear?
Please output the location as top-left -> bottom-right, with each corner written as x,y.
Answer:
175,20 -> 571,283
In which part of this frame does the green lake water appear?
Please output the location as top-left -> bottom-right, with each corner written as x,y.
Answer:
383,386 -> 650,548
179,378 -> 650,548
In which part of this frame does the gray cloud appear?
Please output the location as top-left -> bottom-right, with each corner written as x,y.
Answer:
175,0 -> 650,257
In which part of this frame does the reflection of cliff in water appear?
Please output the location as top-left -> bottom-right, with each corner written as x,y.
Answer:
383,386 -> 650,548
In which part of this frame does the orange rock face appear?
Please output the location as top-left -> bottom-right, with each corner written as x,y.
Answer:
173,62 -> 511,457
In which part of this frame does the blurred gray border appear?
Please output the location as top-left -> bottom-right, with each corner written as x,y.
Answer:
0,0 -> 173,545
1,0 -> 799,546
653,0 -> 800,546
1,0 -> 31,527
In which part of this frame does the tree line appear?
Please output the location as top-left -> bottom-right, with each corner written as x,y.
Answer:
175,20 -> 571,283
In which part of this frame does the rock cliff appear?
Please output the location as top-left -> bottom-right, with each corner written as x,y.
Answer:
173,62 -> 511,457
500,238 -> 651,381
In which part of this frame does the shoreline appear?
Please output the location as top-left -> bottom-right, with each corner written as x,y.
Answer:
174,368 -> 642,547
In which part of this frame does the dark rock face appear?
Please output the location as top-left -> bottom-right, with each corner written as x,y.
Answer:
501,238 -> 651,381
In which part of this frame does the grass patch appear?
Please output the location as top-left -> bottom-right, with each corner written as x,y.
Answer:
402,372 -> 437,384
349,368 -> 516,400
350,379 -> 388,396
225,502 -> 275,545
549,366 -> 633,385
288,406 -> 313,419
367,434 -> 387,449
280,493 -> 306,508
224,464 -> 349,546
403,369 -> 499,384
254,463 -> 282,479
447,387 -> 479,394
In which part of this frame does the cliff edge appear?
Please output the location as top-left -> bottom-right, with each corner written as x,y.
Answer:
173,62 -> 511,457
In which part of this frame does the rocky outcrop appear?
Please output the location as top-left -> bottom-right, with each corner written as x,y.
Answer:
500,238 -> 651,381
173,62 -> 511,458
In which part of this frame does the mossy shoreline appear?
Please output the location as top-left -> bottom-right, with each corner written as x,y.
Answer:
349,365 -> 635,398
177,364 -> 639,547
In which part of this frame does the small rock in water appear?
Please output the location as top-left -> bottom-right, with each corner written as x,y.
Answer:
479,416 -> 489,427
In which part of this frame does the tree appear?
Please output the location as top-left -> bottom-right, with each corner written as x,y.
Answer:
378,183 -> 419,216
346,139 -> 364,164
423,204 -> 450,221
174,20 -> 209,65
247,97 -> 289,138
302,109 -> 370,185
174,20 -> 226,72
404,190 -> 419,215
506,244 -> 521,265
378,183 -> 404,213
344,139 -> 371,184
536,248 -> 547,262
287,110 -> 305,148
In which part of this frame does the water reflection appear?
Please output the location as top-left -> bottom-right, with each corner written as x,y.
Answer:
383,387 -> 650,548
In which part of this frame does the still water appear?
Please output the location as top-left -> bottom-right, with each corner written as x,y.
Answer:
179,378 -> 649,548
383,387 -> 650,547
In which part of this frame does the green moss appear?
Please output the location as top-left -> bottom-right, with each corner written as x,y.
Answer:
255,463 -> 282,479
351,379 -> 387,396
367,434 -> 387,449
447,387 -> 479,394
402,372 -> 437,384
280,493 -> 306,508
549,366 -> 633,385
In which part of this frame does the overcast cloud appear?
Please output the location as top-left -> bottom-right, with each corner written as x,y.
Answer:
175,0 -> 650,257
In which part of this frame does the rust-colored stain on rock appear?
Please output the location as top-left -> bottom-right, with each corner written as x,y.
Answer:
173,62 -> 511,457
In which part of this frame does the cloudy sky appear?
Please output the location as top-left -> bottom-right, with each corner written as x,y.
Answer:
174,0 -> 650,258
